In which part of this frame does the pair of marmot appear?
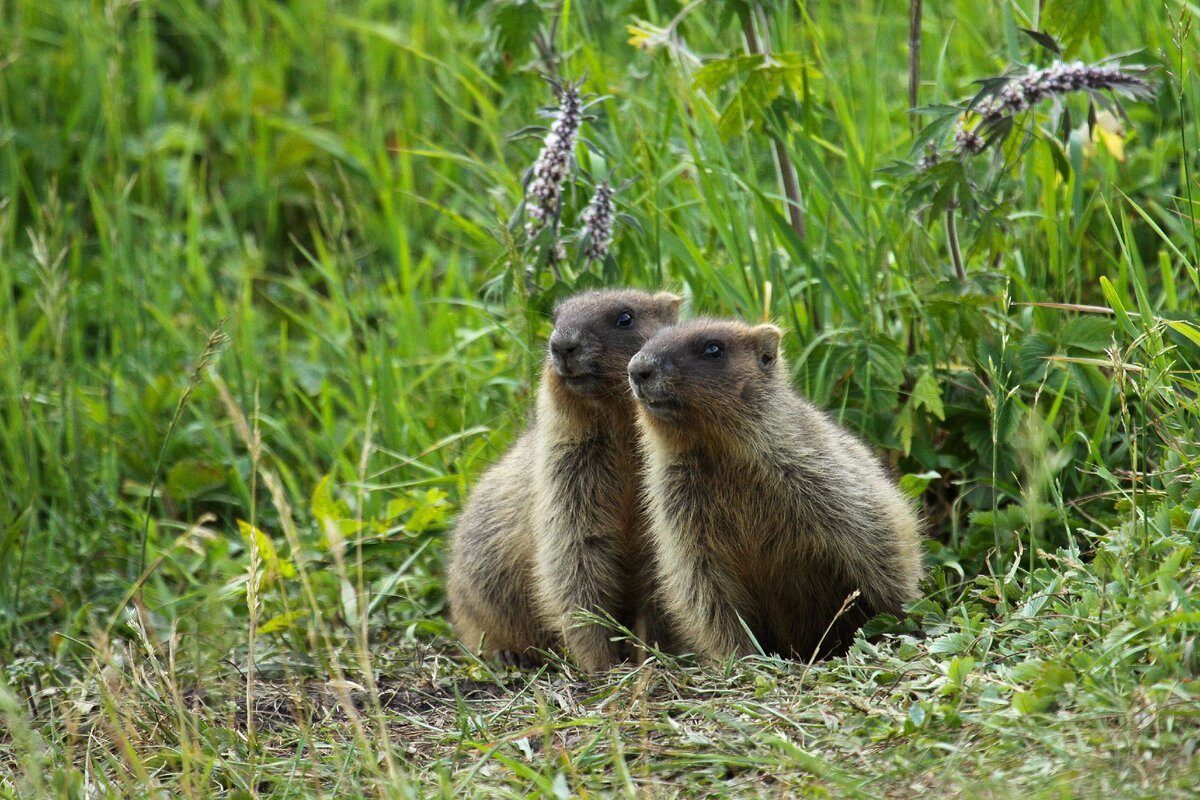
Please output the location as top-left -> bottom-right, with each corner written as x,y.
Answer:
446,289 -> 923,670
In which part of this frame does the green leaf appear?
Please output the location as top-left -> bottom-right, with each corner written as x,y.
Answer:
166,459 -> 226,502
406,489 -> 451,533
1038,663 -> 1075,692
1012,689 -> 1054,715
911,370 -> 945,420
1043,0 -> 1107,54
385,496 -> 416,521
947,656 -> 975,687
694,52 -> 817,141
1167,320 -> 1200,350
928,631 -> 974,655
693,54 -> 765,94
1009,659 -> 1045,683
1099,276 -> 1138,337
1017,332 -> 1056,382
490,0 -> 544,60
899,470 -> 941,499
1018,27 -> 1062,55
311,475 -> 363,546
893,403 -> 915,456
1061,316 -> 1114,352
311,474 -> 347,526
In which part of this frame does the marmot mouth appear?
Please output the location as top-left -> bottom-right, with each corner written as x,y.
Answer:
639,397 -> 681,419
558,372 -> 604,393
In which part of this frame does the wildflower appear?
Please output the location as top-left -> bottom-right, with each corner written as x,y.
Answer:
525,79 -> 584,237
916,143 -> 940,172
952,120 -> 986,156
579,181 -> 616,261
976,60 -> 1153,124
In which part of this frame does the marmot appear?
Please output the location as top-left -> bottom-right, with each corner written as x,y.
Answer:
447,289 -> 682,670
627,318 -> 924,661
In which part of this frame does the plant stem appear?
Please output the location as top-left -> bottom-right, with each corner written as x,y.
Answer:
947,197 -> 966,281
741,5 -> 806,244
138,323 -> 227,580
906,0 -> 923,356
908,0 -> 922,138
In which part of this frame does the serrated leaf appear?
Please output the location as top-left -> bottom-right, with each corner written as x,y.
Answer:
1043,0 -> 1107,54
928,631 -> 974,655
1009,658 -> 1045,683
490,0 -> 544,59
947,656 -> 975,687
859,338 -> 906,389
1018,332 -> 1057,382
1019,591 -> 1051,617
911,370 -> 945,420
1061,316 -> 1114,351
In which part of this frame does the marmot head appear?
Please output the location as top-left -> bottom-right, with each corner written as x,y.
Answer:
628,318 -> 783,429
546,289 -> 683,402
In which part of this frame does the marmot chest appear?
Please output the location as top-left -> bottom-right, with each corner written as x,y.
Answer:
543,431 -> 646,550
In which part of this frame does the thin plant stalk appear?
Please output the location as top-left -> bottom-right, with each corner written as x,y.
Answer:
138,322 -> 228,579
908,0 -> 922,138
740,4 -> 806,244
947,195 -> 965,281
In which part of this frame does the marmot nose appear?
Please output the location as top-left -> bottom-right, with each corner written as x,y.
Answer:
550,333 -> 580,359
629,360 -> 656,386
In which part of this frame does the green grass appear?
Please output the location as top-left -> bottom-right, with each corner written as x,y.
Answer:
2,0 -> 1199,796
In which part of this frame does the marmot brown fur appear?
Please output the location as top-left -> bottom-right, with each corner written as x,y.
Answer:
447,289 -> 682,670
627,318 -> 924,661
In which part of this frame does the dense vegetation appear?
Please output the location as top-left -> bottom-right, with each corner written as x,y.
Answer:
2,0 -> 1198,795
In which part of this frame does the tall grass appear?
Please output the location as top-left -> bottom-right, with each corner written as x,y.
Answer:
1,0 -> 1198,796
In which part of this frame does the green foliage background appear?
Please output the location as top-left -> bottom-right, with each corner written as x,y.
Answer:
1,0 -> 1199,795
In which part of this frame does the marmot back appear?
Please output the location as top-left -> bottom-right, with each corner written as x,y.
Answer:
446,289 -> 681,670
628,318 -> 924,661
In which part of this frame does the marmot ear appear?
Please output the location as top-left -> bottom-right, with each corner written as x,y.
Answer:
751,324 -> 782,368
653,292 -> 684,323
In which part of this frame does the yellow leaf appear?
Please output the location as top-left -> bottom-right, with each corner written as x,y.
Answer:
1093,109 -> 1126,162
238,520 -> 296,580
311,474 -> 341,524
257,610 -> 307,635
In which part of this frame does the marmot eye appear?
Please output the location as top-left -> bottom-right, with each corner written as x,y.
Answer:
702,341 -> 723,358
615,311 -> 634,328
